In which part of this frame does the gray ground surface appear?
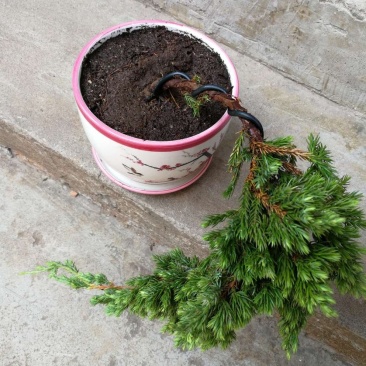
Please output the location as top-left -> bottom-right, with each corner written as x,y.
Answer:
0,1 -> 365,364
0,148 -> 352,366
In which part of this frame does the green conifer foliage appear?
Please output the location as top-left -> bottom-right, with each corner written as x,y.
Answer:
26,131 -> 366,358
25,79 -> 366,357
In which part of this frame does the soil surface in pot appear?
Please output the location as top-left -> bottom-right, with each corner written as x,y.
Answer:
80,26 -> 231,141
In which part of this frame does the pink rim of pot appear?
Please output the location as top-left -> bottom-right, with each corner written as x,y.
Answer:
72,20 -> 239,152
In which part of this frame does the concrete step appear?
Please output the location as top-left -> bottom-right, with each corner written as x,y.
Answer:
0,0 -> 365,364
0,146 -> 362,366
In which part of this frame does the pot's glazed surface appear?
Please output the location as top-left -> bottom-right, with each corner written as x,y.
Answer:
73,20 -> 239,194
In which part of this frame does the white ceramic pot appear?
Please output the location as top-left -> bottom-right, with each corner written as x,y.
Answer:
72,20 -> 239,194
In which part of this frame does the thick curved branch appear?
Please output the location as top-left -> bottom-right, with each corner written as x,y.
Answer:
148,78 -> 263,142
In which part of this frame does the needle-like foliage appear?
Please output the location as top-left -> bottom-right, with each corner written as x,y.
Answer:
25,131 -> 366,358
26,72 -> 366,357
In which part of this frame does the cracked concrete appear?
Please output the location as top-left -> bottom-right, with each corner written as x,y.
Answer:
320,0 -> 366,21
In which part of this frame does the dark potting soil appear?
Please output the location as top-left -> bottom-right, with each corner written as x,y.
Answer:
80,26 -> 231,141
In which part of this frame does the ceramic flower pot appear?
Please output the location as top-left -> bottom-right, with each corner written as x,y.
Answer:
72,20 -> 239,195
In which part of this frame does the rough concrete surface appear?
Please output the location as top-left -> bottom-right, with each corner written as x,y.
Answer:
0,0 -> 365,364
0,147 -> 354,366
1,0 -> 365,237
139,0 -> 366,114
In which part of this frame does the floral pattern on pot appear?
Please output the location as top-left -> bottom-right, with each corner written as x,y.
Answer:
124,147 -> 213,175
113,134 -> 223,184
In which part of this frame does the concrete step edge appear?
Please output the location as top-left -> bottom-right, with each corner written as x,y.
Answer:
1,118 -> 365,365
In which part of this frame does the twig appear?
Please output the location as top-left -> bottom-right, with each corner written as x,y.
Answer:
88,283 -> 133,291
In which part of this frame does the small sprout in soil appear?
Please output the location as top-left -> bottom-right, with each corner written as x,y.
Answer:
192,74 -> 201,83
184,93 -> 211,117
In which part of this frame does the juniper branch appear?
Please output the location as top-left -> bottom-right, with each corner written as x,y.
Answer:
26,78 -> 366,358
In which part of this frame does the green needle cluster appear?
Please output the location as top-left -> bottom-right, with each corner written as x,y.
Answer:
26,133 -> 366,358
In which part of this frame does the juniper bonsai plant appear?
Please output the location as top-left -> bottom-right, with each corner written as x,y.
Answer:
26,75 -> 366,358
